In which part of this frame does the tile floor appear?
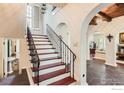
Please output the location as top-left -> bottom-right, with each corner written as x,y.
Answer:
87,59 -> 124,85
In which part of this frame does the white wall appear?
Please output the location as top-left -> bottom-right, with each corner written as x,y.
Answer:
55,23 -> 69,45
33,6 -> 40,28
44,3 -> 99,84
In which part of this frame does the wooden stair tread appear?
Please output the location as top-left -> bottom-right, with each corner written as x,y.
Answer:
49,76 -> 76,85
32,62 -> 65,71
33,69 -> 67,83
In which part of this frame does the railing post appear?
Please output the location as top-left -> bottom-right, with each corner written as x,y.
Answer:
73,55 -> 74,78
70,53 -> 73,77
60,37 -> 62,58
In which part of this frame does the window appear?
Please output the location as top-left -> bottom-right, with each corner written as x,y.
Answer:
33,6 -> 40,28
27,5 -> 32,28
94,34 -> 106,52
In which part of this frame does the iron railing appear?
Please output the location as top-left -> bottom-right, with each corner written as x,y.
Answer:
27,27 -> 40,85
46,25 -> 76,78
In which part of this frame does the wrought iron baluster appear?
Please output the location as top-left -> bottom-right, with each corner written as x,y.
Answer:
46,25 -> 76,78
27,27 -> 40,85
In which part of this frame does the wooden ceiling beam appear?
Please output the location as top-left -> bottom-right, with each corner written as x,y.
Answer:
89,16 -> 98,25
98,11 -> 112,22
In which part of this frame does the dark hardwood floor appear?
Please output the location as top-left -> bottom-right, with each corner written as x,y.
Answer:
87,59 -> 124,85
0,69 -> 30,85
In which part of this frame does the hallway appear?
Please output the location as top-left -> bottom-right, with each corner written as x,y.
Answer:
87,59 -> 124,85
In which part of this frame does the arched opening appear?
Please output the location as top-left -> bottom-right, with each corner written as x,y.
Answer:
81,3 -> 124,85
80,4 -> 111,85
55,23 -> 69,45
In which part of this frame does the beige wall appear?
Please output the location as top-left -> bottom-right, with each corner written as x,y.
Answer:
19,38 -> 34,84
0,4 -> 26,38
20,38 -> 30,70
0,4 -> 26,78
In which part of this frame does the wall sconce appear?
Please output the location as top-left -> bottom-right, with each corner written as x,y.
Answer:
106,34 -> 113,42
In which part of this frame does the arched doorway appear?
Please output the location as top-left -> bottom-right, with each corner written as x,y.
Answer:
55,23 -> 69,45
81,3 -> 124,85
80,4 -> 111,85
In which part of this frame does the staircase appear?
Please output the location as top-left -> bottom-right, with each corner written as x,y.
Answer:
27,26 -> 76,85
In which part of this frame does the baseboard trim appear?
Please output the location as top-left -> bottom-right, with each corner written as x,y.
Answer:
116,60 -> 124,65
105,62 -> 117,67
93,57 -> 105,61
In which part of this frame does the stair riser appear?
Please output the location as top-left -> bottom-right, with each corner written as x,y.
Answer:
34,41 -> 50,43
32,66 -> 65,76
40,59 -> 62,66
33,65 -> 65,76
34,42 -> 51,44
35,45 -> 53,48
38,54 -> 58,59
33,38 -> 49,41
39,73 -> 70,85
32,36 -> 47,38
37,49 -> 56,53
31,59 -> 62,67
